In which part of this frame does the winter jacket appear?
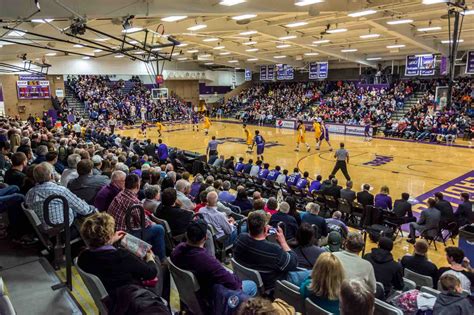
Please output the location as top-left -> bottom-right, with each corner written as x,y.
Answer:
433,292 -> 473,315
363,248 -> 404,296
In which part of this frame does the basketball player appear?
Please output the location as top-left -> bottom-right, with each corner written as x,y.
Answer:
364,119 -> 372,142
203,114 -> 212,135
155,120 -> 164,137
295,120 -> 310,152
140,121 -> 148,138
192,112 -> 199,131
140,106 -> 147,122
243,124 -> 253,153
252,130 -> 266,161
318,120 -> 333,151
313,118 -> 322,149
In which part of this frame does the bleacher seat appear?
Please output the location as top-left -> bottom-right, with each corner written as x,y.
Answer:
74,258 -> 110,315
168,258 -> 205,315
374,298 -> 403,315
404,268 -> 433,288
305,298 -> 333,315
0,277 -> 15,315
420,286 -> 440,298
402,277 -> 417,291
231,258 -> 265,295
274,280 -> 304,314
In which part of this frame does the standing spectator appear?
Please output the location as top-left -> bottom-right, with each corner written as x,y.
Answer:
300,252 -> 344,314
407,198 -> 441,244
233,211 -> 299,290
68,159 -> 110,205
157,139 -> 168,164
339,279 -> 375,315
94,171 -> 126,212
363,237 -> 404,297
330,142 -> 351,181
401,239 -> 438,287
334,232 -> 376,292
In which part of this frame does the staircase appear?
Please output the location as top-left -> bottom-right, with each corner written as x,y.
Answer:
64,84 -> 88,118
391,91 -> 425,121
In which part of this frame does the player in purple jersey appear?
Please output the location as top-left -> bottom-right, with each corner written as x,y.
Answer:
252,130 -> 266,161
318,120 -> 333,151
192,113 -> 199,131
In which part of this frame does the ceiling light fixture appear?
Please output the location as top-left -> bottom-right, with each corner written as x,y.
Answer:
187,24 -> 207,31
228,60 -> 239,63
161,16 -> 188,22
285,21 -> 308,28
45,52 -> 57,56
219,0 -> 246,6
386,44 -> 405,48
422,0 -> 447,4
200,54 -> 212,58
93,49 -> 103,53
366,57 -> 382,60
461,10 -> 474,15
232,14 -> 257,21
177,43 -> 188,47
177,57 -> 188,60
239,30 -> 257,35
348,10 -> 377,18
129,40 -> 139,44
294,0 -> 324,6
133,51 -> 145,55
31,18 -> 54,23
313,39 -> 330,44
304,52 -> 319,56
246,48 -> 259,52
82,56 -> 90,60
326,28 -> 347,33
276,44 -> 291,48
204,62 -> 214,65
213,46 -> 226,50
203,38 -> 219,42
187,49 -> 199,53
279,35 -> 297,40
274,55 -> 286,59
247,58 -> 259,61
386,19 -> 413,25
73,44 -> 84,48
94,38 -> 109,42
220,51 -> 231,55
441,39 -> 464,44
8,30 -> 26,37
360,33 -> 380,39
243,41 -> 258,45
122,27 -> 143,33
341,48 -> 358,52
417,26 -> 442,32
151,47 -> 162,51
114,54 -> 125,58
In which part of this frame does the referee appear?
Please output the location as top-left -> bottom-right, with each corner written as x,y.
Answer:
206,136 -> 219,159
330,142 -> 351,181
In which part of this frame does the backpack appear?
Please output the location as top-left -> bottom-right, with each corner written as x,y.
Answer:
367,224 -> 395,242
210,284 -> 250,315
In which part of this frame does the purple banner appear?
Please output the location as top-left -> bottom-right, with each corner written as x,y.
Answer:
0,85 -> 3,102
267,65 -> 275,80
19,75 -> 46,80
405,55 -> 420,76
440,56 -> 448,76
260,66 -> 267,81
466,51 -> 474,74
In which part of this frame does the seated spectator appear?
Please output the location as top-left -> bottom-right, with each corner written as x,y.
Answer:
286,168 -> 301,187
249,160 -> 261,177
219,180 -> 236,203
295,171 -> 309,190
363,237 -> 404,297
323,231 -> 342,253
339,279 -> 375,315
438,247 -> 474,293
455,192 -> 473,227
326,211 -> 348,238
263,197 -> 279,215
45,151 -> 62,182
77,212 -> 157,299
242,159 -> 253,174
234,211 -> 299,290
407,198 -> 441,244
232,188 -> 253,215
26,162 -> 96,229
435,192 -> 455,225
234,157 -> 245,172
374,185 -> 392,210
142,185 -> 161,214
155,188 -> 193,236
91,155 -> 103,175
223,156 -> 235,170
258,163 -> 270,179
275,169 -> 288,184
212,155 -> 224,168
322,177 -> 341,199
357,184 -> 374,207
171,220 -> 257,303
401,239 -> 438,287
189,174 -> 204,200
285,196 -> 302,226
433,274 -> 472,315
94,170 -> 126,212
301,203 -> 328,239
309,175 -> 322,193
4,152 -> 27,189
269,202 -> 298,240
107,174 -> 165,259
161,171 -> 176,190
199,191 -> 237,245
388,192 -> 416,225
175,179 -> 195,211
340,180 -> 356,203
60,153 -> 81,187
68,159 -> 110,205
266,166 -> 281,181
293,223 -> 326,269
300,252 -> 343,314
32,144 -> 48,164
334,232 -> 376,292
194,191 -> 208,213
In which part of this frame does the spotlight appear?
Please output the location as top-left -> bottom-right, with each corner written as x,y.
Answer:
70,18 -> 86,35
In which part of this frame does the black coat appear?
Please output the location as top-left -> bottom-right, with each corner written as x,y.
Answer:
393,199 -> 413,218
357,190 -> 374,207
435,200 -> 454,221
363,248 -> 404,296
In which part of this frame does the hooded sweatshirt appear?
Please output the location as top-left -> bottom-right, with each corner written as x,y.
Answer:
433,292 -> 473,315
363,248 -> 404,296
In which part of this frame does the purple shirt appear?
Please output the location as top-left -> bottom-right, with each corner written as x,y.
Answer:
258,169 -> 270,179
234,162 -> 245,172
157,143 -> 168,161
309,180 -> 321,192
375,194 -> 392,210
296,178 -> 308,190
286,173 -> 301,186
267,170 -> 280,181
94,183 -> 122,212
171,243 -> 241,299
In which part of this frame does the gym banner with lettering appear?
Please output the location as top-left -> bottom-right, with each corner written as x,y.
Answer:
267,65 -> 275,80
466,51 -> 474,74
276,64 -> 293,80
259,66 -> 267,81
405,54 -> 436,76
245,69 -> 252,81
308,62 -> 329,79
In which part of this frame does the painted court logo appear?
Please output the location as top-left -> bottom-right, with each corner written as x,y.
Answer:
363,155 -> 394,167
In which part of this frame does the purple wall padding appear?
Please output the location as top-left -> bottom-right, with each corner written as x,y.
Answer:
0,85 -> 3,102
199,83 -> 232,94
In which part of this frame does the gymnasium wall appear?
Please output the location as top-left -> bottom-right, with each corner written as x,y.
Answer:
162,80 -> 200,106
0,74 -> 64,119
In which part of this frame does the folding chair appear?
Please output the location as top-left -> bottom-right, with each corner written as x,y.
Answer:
324,195 -> 338,212
420,227 -> 440,251
337,198 -> 352,221
274,280 -> 304,314
351,201 -> 365,227
152,216 -> 185,254
403,269 -> 434,288
231,258 -> 265,296
374,298 -> 403,315
305,298 -> 333,315
207,224 -> 233,262
168,258 -> 206,315
420,286 -> 440,298
74,258 -> 110,315
402,277 -> 416,291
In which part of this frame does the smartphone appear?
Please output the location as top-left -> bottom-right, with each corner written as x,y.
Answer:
268,227 -> 277,235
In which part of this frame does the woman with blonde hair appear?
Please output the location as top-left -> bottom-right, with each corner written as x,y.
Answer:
300,252 -> 344,314
375,185 -> 392,210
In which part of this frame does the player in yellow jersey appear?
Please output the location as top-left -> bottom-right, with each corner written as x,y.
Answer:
243,124 -> 253,153
295,120 -> 310,152
155,120 -> 164,137
203,115 -> 211,135
313,118 -> 322,150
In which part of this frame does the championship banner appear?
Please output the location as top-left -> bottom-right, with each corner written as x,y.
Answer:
245,69 -> 252,81
276,64 -> 294,80
309,63 -> 319,79
267,65 -> 275,80
286,64 -> 294,80
259,66 -> 267,81
440,56 -> 448,76
318,62 -> 328,78
466,51 -> 474,74
405,54 -> 435,76
405,55 -> 420,76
